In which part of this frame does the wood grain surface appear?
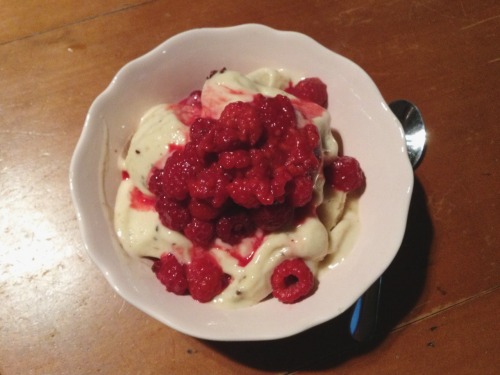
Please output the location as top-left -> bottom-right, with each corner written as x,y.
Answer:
1,1 -> 499,374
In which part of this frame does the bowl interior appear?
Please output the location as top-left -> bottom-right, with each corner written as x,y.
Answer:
70,24 -> 413,341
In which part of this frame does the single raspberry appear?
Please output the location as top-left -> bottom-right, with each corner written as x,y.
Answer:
227,176 -> 274,208
190,117 -> 216,144
183,142 -> 206,165
171,90 -> 203,126
271,258 -> 315,303
198,102 -> 261,154
188,199 -> 222,221
147,167 -> 164,196
184,218 -> 215,247
187,250 -> 226,302
302,123 -> 321,150
282,125 -> 320,176
250,203 -> 293,231
215,210 -> 255,245
187,164 -> 231,208
155,195 -> 191,232
271,166 -> 293,202
247,148 -> 274,179
219,101 -> 263,146
218,150 -> 251,170
226,177 -> 260,208
198,125 -> 240,154
285,77 -> 328,108
325,156 -> 365,192
152,253 -> 188,295
255,94 -> 297,139
162,148 -> 203,200
178,90 -> 202,108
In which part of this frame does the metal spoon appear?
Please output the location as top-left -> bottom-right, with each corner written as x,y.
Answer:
390,100 -> 427,170
349,99 -> 427,342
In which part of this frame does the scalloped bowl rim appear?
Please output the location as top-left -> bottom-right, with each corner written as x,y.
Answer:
70,24 -> 413,341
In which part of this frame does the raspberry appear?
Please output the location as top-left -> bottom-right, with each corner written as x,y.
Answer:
147,167 -> 164,196
218,150 -> 251,170
198,125 -> 238,154
271,166 -> 292,202
247,148 -> 274,178
255,94 -> 297,139
187,164 -> 231,208
155,195 -> 191,232
271,258 -> 315,303
178,90 -> 202,108
197,101 -> 262,154
184,218 -> 215,246
188,199 -> 222,221
187,250 -> 226,302
250,203 -> 293,231
170,90 -> 203,126
216,210 -> 255,245
190,117 -> 216,144
219,101 -> 263,146
152,253 -> 188,295
162,148 -> 204,200
302,123 -> 321,150
282,125 -> 320,175
325,156 -> 365,192
285,77 -> 328,108
227,176 -> 274,208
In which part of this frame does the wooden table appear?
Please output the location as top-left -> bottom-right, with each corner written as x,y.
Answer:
1,1 -> 499,374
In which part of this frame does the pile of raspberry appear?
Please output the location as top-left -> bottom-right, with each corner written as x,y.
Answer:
148,76 -> 364,304
148,81 -> 326,248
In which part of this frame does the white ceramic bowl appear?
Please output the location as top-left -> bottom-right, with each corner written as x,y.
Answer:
70,24 -> 413,341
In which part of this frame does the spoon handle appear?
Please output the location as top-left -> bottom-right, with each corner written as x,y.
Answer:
349,277 -> 382,341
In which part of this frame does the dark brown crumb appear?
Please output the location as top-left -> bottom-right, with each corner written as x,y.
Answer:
207,67 -> 227,79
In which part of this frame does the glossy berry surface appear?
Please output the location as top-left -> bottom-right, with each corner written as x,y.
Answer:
285,77 -> 328,108
187,250 -> 227,303
184,218 -> 215,247
152,253 -> 188,295
271,258 -> 315,303
325,156 -> 365,192
215,210 -> 255,245
155,195 -> 191,232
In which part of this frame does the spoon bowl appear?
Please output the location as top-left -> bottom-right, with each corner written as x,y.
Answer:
389,100 -> 427,168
